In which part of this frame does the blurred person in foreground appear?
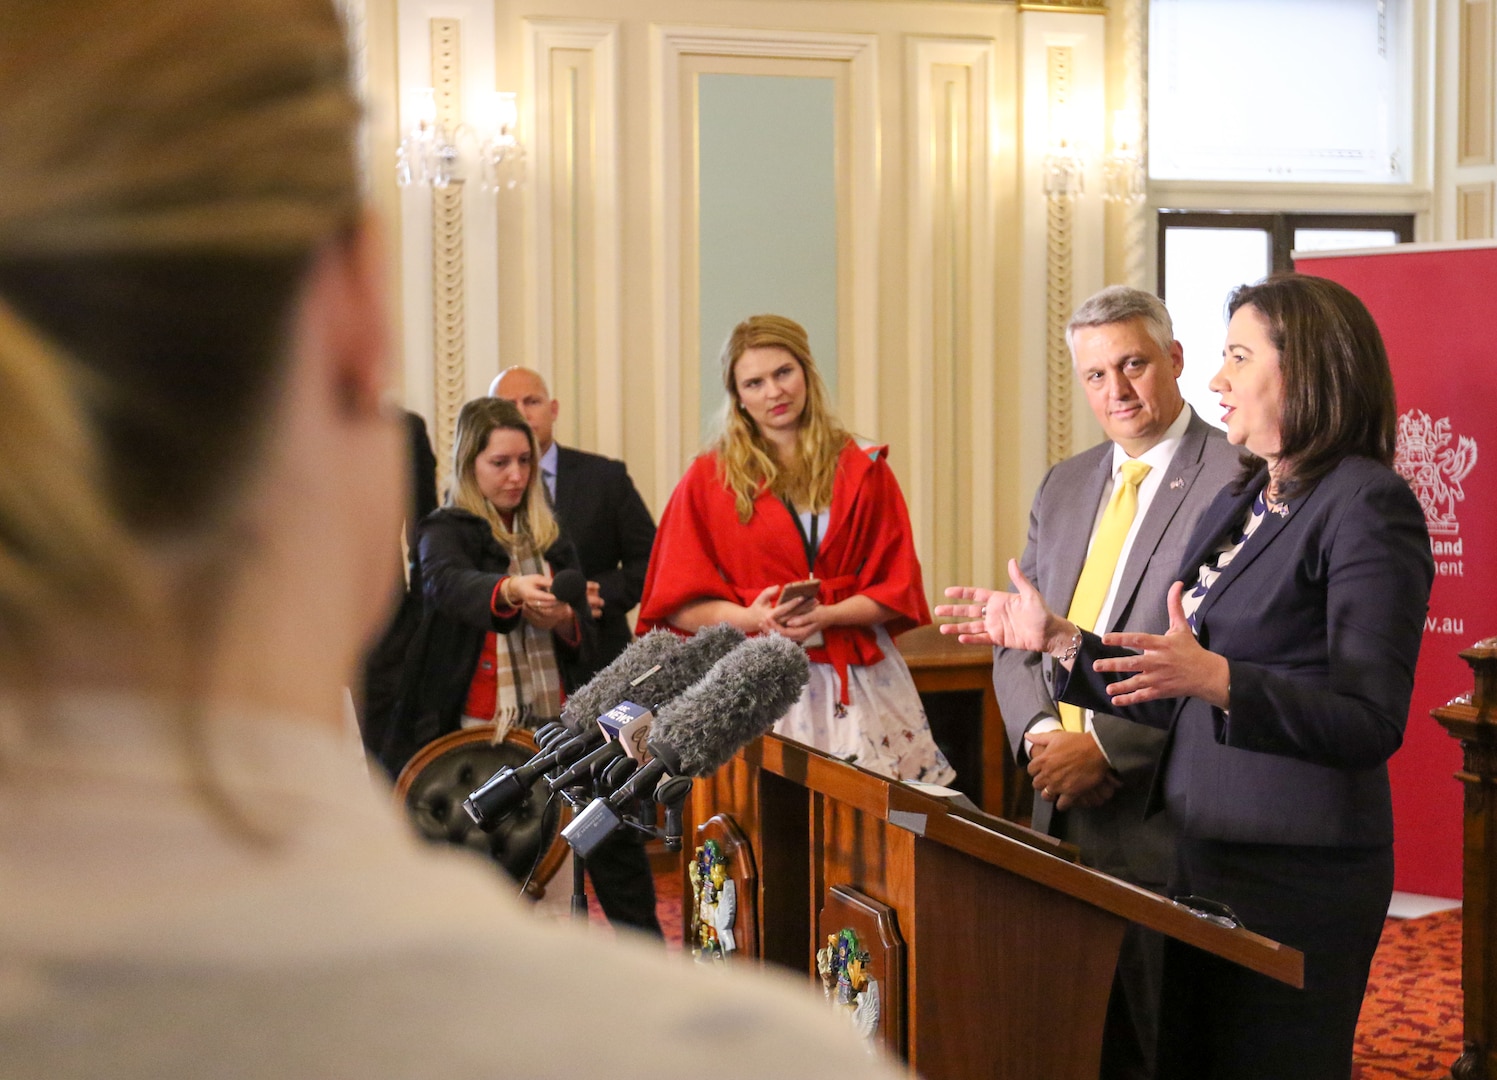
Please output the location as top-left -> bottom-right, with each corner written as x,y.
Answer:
0,3 -> 905,1077
939,273 -> 1433,1080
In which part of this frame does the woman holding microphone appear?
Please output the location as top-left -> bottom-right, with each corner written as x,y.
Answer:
383,396 -> 588,771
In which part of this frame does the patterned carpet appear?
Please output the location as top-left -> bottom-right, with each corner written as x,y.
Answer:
582,870 -> 1464,1078
1354,909 -> 1464,1080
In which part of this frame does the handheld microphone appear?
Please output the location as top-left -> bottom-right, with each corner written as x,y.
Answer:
549,568 -> 590,618
562,634 -> 809,856
545,623 -> 745,793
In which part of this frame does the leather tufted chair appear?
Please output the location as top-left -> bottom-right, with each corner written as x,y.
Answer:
394,725 -> 570,897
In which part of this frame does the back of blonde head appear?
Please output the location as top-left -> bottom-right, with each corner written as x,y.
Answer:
0,0 -> 359,675
716,314 -> 847,522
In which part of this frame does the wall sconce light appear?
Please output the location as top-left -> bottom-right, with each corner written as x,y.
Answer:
396,89 -> 525,192
1042,102 -> 1085,202
476,91 -> 525,191
1102,110 -> 1146,205
396,88 -> 457,188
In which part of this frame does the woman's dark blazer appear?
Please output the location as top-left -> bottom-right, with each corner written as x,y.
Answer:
1058,456 -> 1434,848
377,508 -> 591,776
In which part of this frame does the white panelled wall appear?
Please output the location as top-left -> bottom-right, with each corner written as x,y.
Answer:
359,0 -> 1488,605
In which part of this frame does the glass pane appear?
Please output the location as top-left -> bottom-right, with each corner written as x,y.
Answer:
698,74 -> 838,441
1151,0 -> 1410,183
1163,227 -> 1272,430
1292,228 -> 1400,253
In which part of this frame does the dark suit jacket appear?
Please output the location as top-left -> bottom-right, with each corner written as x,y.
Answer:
551,445 -> 657,683
993,410 -> 1240,889
358,412 -> 439,766
1059,455 -> 1434,848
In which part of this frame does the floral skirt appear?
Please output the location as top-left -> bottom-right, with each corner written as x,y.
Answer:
772,625 -> 956,785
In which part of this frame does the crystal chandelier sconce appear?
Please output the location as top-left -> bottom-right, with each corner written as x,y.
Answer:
396,88 -> 457,188
1041,102 -> 1085,203
396,89 -> 525,192
1101,111 -> 1146,205
1042,139 -> 1086,202
477,91 -> 525,191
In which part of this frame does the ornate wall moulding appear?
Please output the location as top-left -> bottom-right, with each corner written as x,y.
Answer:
430,16 -> 466,490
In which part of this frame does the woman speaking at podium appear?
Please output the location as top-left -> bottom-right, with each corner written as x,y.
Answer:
638,314 -> 953,784
941,274 -> 1434,1080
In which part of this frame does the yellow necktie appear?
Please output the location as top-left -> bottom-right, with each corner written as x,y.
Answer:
1058,459 -> 1152,732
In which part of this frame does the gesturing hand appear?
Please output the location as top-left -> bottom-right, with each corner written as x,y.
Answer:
934,585 -> 996,645
936,560 -> 1067,652
1095,581 -> 1231,709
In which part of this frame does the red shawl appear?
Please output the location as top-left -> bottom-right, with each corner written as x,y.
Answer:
637,440 -> 930,702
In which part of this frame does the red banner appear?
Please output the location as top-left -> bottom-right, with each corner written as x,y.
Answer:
1298,242 -> 1494,899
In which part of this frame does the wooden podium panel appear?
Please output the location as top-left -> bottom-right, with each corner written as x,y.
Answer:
686,733 -> 1303,1080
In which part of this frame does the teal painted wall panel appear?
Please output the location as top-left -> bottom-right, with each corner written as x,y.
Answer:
698,73 -> 838,442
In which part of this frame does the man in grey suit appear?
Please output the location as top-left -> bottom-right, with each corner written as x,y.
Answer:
996,287 -> 1239,1079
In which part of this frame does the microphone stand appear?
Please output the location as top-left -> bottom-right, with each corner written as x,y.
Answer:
569,844 -> 589,921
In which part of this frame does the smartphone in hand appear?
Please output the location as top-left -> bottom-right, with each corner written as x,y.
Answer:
776,578 -> 821,610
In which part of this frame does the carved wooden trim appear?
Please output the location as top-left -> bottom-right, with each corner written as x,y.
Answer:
393,725 -> 570,898
1045,45 -> 1075,468
1431,638 -> 1497,1080
430,17 -> 465,491
692,813 -> 760,961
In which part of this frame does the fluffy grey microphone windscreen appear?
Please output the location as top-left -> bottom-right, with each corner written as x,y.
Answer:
559,629 -> 685,732
650,634 -> 810,777
636,623 -> 745,709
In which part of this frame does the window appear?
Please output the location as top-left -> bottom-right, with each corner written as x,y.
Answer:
1150,0 -> 1413,185
1158,211 -> 1413,425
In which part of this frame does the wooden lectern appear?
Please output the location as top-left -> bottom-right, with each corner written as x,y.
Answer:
686,734 -> 1303,1080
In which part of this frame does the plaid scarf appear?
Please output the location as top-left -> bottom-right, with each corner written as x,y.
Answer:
490,551 -> 564,741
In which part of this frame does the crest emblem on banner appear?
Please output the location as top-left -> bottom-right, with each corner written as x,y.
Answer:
1394,410 -> 1478,537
